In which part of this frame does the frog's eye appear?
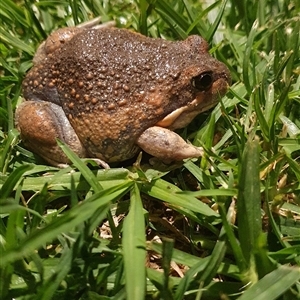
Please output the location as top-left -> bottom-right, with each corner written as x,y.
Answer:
192,72 -> 213,91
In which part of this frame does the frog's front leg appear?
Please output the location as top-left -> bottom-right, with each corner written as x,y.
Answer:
15,101 -> 86,166
136,126 -> 204,161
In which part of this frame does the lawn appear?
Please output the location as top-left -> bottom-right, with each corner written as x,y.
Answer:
0,0 -> 300,299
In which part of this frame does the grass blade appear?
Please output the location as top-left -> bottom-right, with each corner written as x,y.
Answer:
0,164 -> 33,200
1,182 -> 132,266
142,178 -> 219,217
123,183 -> 146,300
237,138 -> 262,266
237,266 -> 300,300
58,140 -> 104,192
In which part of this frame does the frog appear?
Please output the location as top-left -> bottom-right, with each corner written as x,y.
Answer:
15,21 -> 231,166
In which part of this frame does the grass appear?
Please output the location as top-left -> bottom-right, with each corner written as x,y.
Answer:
0,0 -> 300,299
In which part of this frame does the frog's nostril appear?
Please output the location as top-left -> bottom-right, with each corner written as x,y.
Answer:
192,72 -> 213,91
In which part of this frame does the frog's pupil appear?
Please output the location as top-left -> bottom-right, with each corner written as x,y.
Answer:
193,72 -> 213,91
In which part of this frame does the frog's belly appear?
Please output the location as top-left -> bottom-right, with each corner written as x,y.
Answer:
68,113 -> 141,162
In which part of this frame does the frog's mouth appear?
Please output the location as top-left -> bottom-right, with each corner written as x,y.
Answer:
155,101 -> 199,128
156,78 -> 229,130
155,100 -> 214,130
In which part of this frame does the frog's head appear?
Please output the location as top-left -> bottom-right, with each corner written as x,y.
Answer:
155,35 -> 231,129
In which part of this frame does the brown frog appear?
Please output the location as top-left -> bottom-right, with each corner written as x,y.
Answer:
16,22 -> 230,166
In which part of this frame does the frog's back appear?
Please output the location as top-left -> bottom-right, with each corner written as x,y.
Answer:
23,28 -> 185,116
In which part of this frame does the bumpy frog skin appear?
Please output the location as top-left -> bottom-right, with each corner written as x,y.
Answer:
16,22 -> 230,166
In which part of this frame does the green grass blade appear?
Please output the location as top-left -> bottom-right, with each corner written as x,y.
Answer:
58,139 -> 103,192
0,164 -> 33,200
35,244 -> 75,300
149,241 -> 241,280
197,233 -> 227,286
237,266 -> 300,300
237,138 -> 262,265
206,0 -> 227,41
1,182 -> 132,266
24,0 -> 47,39
123,183 -> 146,300
161,238 -> 174,299
0,0 -> 28,27
5,168 -> 130,192
253,91 -> 270,142
138,0 -> 149,35
243,20 -> 258,94
218,203 -> 248,273
153,0 -> 190,38
174,257 -> 211,300
0,27 -> 35,55
142,178 -> 219,217
0,128 -> 20,174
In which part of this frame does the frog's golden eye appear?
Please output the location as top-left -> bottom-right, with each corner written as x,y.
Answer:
192,72 -> 213,91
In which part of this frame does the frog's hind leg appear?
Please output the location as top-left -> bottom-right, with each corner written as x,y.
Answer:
15,101 -> 86,166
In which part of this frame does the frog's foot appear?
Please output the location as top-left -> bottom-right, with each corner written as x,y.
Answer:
136,126 -> 204,162
82,158 -> 110,169
15,101 -> 86,167
57,158 -> 110,170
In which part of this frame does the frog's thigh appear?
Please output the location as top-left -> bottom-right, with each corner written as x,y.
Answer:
136,126 -> 204,161
15,101 -> 86,166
